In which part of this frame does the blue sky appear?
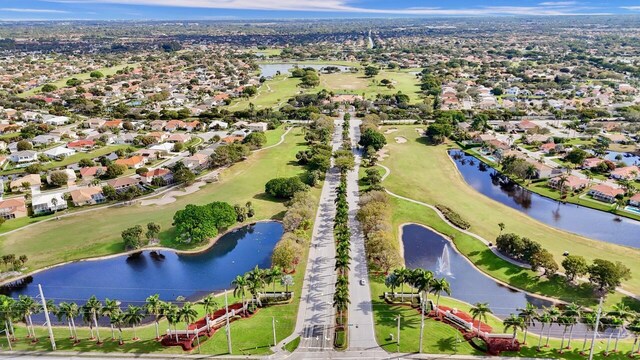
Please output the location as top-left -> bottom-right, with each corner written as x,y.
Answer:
1,0 -> 640,20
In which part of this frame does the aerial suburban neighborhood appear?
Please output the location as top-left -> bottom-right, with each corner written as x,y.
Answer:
0,3 -> 639,360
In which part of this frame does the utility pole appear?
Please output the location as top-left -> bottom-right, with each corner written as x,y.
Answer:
588,297 -> 604,360
224,290 -> 232,354
419,296 -> 424,353
272,316 -> 277,347
38,284 -> 56,351
396,315 -> 401,353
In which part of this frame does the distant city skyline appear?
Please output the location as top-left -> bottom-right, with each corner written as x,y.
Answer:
1,0 -> 640,20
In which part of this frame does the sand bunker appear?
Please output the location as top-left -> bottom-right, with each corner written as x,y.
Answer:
384,128 -> 398,134
395,136 -> 407,144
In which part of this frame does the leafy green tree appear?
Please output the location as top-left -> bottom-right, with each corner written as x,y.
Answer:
16,140 -> 32,151
265,177 -> 308,199
122,225 -> 144,250
243,132 -> 267,149
562,255 -> 588,282
242,86 -> 258,97
364,66 -> 379,77
589,259 -> 632,294
358,128 -> 386,151
41,84 -> 57,93
530,249 -> 558,276
90,71 -> 104,79
104,163 -> 127,179
49,171 -> 69,187
173,202 -> 236,243
566,148 -> 588,166
146,222 -> 161,241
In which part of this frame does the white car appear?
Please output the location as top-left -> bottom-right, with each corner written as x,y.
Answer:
359,279 -> 365,286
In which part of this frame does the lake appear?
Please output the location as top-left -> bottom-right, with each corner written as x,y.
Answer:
259,63 -> 352,78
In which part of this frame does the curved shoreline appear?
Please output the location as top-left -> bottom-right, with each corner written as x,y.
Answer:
397,222 -> 564,307
0,219 -> 281,288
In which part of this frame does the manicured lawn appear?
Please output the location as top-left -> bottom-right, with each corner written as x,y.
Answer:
379,126 -> 640,297
370,276 -> 637,359
0,127 -> 314,271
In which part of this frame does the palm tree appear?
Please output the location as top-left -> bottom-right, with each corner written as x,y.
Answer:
333,285 -> 350,325
557,315 -> 575,352
581,312 -> 598,354
498,222 -> 505,234
0,295 -> 17,342
627,318 -> 640,356
179,302 -> 199,336
514,303 -> 536,345
232,275 -> 248,315
470,303 -> 492,335
123,305 -> 144,340
607,303 -> 635,352
83,296 -> 103,343
144,294 -> 164,340
504,314 -> 525,346
110,312 -> 125,345
384,273 -> 399,294
544,306 -> 561,348
536,312 -> 552,350
199,295 -> 219,331
280,274 -> 294,293
162,302 -> 180,342
563,303 -> 581,349
393,268 -> 411,302
334,253 -> 351,276
101,299 -> 120,341
55,302 -> 79,341
269,266 -> 282,293
430,278 -> 451,309
16,295 -> 41,339
557,174 -> 569,198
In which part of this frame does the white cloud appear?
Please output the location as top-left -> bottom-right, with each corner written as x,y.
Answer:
42,0 -> 609,16
621,6 -> 640,11
0,7 -> 69,13
538,1 -> 577,6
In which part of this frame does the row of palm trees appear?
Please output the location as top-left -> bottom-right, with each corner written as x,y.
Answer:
385,268 -> 452,308
333,170 -> 351,324
501,301 -> 640,357
231,265 -> 293,315
0,293 -> 221,346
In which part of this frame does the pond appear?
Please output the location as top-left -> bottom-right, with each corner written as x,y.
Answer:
401,224 -> 618,338
402,224 -> 553,316
259,63 -> 352,78
1,221 -> 283,304
449,150 -> 640,248
605,151 -> 640,167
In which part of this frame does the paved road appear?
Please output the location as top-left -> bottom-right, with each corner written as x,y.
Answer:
275,120 -> 343,354
345,118 -> 383,353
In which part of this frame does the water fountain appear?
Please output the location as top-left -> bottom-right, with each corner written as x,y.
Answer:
436,244 -> 453,276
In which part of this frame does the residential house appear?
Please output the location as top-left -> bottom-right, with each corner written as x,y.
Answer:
79,166 -> 106,180
184,121 -> 201,132
209,120 -> 229,130
0,197 -> 27,219
10,174 -> 41,191
140,168 -> 173,184
69,187 -> 106,207
527,160 -> 558,179
148,132 -> 168,143
472,133 -> 495,144
184,153 -> 209,169
87,118 -> 106,129
104,120 -> 123,129
32,134 -> 60,146
114,133 -> 136,145
168,133 -> 191,143
548,175 -> 589,192
516,120 -> 538,132
44,146 -> 75,160
67,139 -> 96,151
582,158 -> 603,169
43,116 -> 69,126
610,166 -> 640,180
31,192 -> 67,214
629,193 -> 640,208
588,184 -> 625,203
149,120 -> 166,131
107,177 -> 140,191
115,155 -> 146,169
165,120 -> 186,132
9,150 -> 37,164
134,149 -> 162,162
247,122 -> 269,132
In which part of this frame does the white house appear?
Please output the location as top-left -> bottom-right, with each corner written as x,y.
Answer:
209,120 -> 229,130
32,134 -> 61,146
44,146 -> 75,160
31,192 -> 67,215
43,116 -> 70,126
9,150 -> 37,164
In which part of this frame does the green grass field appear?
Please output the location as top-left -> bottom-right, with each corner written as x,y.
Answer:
20,63 -> 139,98
379,126 -> 640,298
0,126 -> 314,271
